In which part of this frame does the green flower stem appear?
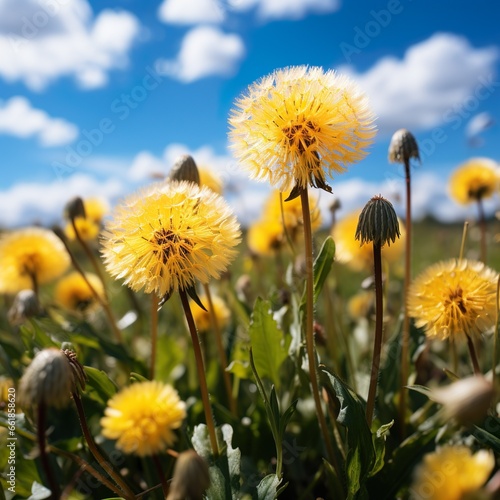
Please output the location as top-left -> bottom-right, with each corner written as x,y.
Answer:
150,295 -> 159,380
399,158 -> 412,437
299,189 -> 336,465
476,197 -> 487,263
203,282 -> 238,416
37,401 -> 60,500
366,242 -> 384,427
152,454 -> 169,498
466,334 -> 482,376
180,289 -> 219,458
72,393 -> 136,500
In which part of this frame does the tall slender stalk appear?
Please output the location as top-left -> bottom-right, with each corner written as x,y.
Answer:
366,243 -> 384,427
150,295 -> 159,380
466,334 -> 482,376
152,454 -> 170,498
37,402 -> 60,499
476,198 -> 487,263
179,290 -> 219,457
493,276 -> 500,396
299,189 -> 336,465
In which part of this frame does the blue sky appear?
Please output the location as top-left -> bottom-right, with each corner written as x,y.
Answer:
0,0 -> 499,227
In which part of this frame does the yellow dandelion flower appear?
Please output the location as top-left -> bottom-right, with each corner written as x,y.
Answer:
199,166 -> 224,195
229,66 -> 376,192
333,210 -> 406,272
411,446 -> 494,500
407,259 -> 498,341
83,197 -> 109,224
449,157 -> 499,205
347,291 -> 374,320
54,272 -> 104,312
65,216 -> 101,241
247,219 -> 284,256
191,294 -> 230,333
101,181 -> 241,297
0,227 -> 70,294
100,381 -> 186,457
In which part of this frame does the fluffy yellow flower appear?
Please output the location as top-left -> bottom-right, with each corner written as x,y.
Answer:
84,197 -> 109,223
100,381 -> 186,456
411,446 -> 494,500
191,294 -> 230,333
199,166 -> 224,195
0,227 -> 70,294
449,157 -> 499,204
333,210 -> 406,272
229,66 -> 376,192
247,219 -> 284,256
407,259 -> 498,341
54,272 -> 104,312
65,216 -> 101,241
101,181 -> 241,297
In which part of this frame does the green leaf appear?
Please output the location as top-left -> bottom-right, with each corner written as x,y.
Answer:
312,236 -> 335,302
321,368 -> 374,499
407,385 -> 435,399
370,420 -> 394,477
473,417 -> 500,453
249,298 -> 288,389
129,372 -> 148,383
84,366 -> 117,406
256,474 -> 280,500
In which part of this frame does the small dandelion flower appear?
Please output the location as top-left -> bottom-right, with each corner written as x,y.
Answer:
247,219 -> 284,256
65,217 -> 101,241
101,181 -> 241,298
449,157 -> 499,205
229,66 -> 376,193
191,294 -> 230,333
411,446 -> 494,500
0,227 -> 70,294
18,348 -> 74,410
407,259 -> 498,341
100,381 -> 186,457
54,272 -> 104,312
83,197 -> 109,224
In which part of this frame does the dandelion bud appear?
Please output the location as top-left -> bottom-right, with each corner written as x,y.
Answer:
7,289 -> 43,325
62,348 -> 87,394
355,195 -> 400,247
432,376 -> 494,426
18,348 -> 74,410
169,154 -> 200,185
167,449 -> 210,500
65,196 -> 86,221
388,128 -> 420,164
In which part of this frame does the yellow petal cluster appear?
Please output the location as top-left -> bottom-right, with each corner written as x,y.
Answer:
100,381 -> 186,456
229,66 -> 376,191
0,227 -> 70,294
407,259 -> 498,341
449,157 -> 499,204
411,446 -> 494,500
101,181 -> 241,297
54,272 -> 104,312
65,217 -> 101,241
191,294 -> 231,333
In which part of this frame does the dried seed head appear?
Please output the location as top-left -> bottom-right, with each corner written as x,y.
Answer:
169,154 -> 200,185
166,450 -> 210,500
7,289 -> 43,325
18,348 -> 74,409
65,196 -> 86,221
355,195 -> 400,247
388,128 -> 420,164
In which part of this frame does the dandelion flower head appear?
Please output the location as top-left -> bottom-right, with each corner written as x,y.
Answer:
247,219 -> 284,256
229,66 -> 376,192
100,381 -> 186,456
407,259 -> 498,341
55,272 -> 104,312
411,445 -> 494,500
101,181 -> 241,297
449,157 -> 499,205
65,217 -> 101,241
0,227 -> 70,294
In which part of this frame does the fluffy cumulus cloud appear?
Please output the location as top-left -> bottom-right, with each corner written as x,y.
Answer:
156,26 -> 244,82
342,33 -> 498,135
158,0 -> 224,25
0,96 -> 78,146
233,0 -> 340,20
0,0 -> 140,90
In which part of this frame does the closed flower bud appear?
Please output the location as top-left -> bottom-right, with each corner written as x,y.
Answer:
167,450 -> 210,500
19,348 -> 74,410
65,196 -> 86,221
388,128 -> 420,164
7,289 -> 43,325
355,195 -> 400,247
169,154 -> 200,185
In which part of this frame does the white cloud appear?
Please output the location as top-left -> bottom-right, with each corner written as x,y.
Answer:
341,33 -> 498,135
233,0 -> 339,20
128,151 -> 167,181
0,96 -> 78,146
0,173 -> 124,228
156,26 -> 244,82
158,0 -> 224,25
0,0 -> 140,90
